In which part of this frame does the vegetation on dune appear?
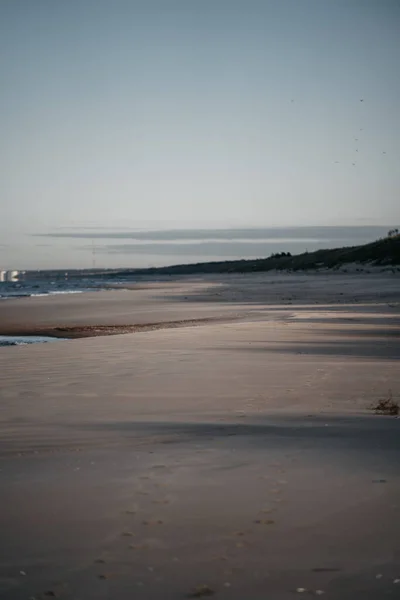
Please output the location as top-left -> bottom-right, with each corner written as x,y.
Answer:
23,232 -> 400,280
120,231 -> 400,276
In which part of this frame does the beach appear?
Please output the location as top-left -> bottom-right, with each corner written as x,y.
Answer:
1,272 -> 400,599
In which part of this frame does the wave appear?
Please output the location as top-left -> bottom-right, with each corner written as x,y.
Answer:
0,289 -> 90,299
32,290 -> 84,296
0,335 -> 65,347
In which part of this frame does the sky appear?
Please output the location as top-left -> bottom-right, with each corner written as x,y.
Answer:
1,0 -> 399,269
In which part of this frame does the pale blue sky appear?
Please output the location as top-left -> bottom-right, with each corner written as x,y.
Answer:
0,0 -> 399,268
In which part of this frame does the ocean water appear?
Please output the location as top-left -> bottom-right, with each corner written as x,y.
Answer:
0,279 -> 107,300
0,335 -> 66,347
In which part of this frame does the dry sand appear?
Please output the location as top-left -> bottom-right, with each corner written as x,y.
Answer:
0,272 -> 400,599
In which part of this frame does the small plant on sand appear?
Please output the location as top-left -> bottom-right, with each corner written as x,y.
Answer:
372,390 -> 399,416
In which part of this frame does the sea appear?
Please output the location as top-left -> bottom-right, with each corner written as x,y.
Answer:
0,335 -> 67,348
0,278 -> 111,300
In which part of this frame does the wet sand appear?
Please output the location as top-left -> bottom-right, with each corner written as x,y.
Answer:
0,273 -> 400,599
1,271 -> 399,337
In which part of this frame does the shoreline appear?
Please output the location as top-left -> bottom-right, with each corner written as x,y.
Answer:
1,272 -> 399,340
0,316 -> 244,340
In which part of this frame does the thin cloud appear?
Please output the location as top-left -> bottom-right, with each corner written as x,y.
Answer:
99,240 -> 339,257
32,226 -> 393,242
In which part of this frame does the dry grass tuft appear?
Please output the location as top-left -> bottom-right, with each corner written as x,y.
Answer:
372,391 -> 399,416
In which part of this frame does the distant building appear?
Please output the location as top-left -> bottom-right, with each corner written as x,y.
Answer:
0,270 -> 19,282
10,271 -> 19,281
7,271 -> 19,282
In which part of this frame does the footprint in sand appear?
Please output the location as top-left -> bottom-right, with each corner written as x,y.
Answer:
142,519 -> 164,526
188,585 -> 215,597
98,573 -> 118,580
254,519 -> 275,525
